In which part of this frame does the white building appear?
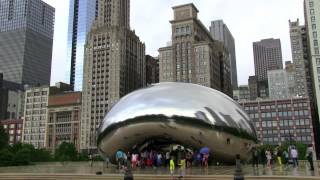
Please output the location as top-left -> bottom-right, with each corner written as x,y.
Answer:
304,0 -> 320,122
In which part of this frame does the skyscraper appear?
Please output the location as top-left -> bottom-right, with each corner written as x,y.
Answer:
146,55 -> 159,85
289,19 -> 312,98
159,4 -> 232,97
210,20 -> 238,89
304,0 -> 320,118
0,0 -> 55,86
81,0 -> 145,152
253,38 -> 283,82
65,0 -> 98,91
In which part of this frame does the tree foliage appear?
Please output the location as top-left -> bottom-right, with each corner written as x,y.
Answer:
54,142 -> 78,162
0,125 -> 9,150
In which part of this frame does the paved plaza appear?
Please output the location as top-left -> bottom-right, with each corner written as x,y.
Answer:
0,162 -> 320,178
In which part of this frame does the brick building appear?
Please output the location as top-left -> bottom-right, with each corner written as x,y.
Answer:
1,119 -> 23,145
240,97 -> 315,146
47,92 -> 81,152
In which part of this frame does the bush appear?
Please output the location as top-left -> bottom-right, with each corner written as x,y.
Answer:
32,149 -> 52,162
55,142 -> 78,162
0,149 -> 14,166
13,148 -> 31,165
0,125 -> 9,150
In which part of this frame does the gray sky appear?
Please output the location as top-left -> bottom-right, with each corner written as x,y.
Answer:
44,0 -> 304,86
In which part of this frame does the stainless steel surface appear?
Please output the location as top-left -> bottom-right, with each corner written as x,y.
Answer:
98,82 -> 257,163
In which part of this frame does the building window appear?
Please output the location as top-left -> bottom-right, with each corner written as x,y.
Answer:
309,1 -> 314,7
313,32 -> 318,38
311,16 -> 316,22
312,24 -> 317,30
8,0 -> 14,20
316,58 -> 320,65
314,40 -> 318,47
310,9 -> 315,15
315,48 -> 320,55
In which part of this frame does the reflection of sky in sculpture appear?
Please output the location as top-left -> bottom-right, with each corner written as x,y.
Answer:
101,82 -> 255,135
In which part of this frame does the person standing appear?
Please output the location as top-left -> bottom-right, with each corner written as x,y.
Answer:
105,156 -> 110,168
166,151 -> 170,167
306,145 -> 314,171
251,147 -> 259,168
116,150 -> 124,169
277,148 -> 282,166
178,157 -> 186,179
89,154 -> 93,167
265,149 -> 272,168
283,150 -> 289,166
290,147 -> 298,168
170,156 -> 175,178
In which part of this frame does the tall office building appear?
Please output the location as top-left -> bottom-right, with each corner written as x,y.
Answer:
304,0 -> 320,118
210,20 -> 238,89
268,69 -> 295,100
253,38 -> 283,82
289,19 -> 313,98
65,0 -> 98,91
146,55 -> 159,85
0,0 -> 55,86
159,4 -> 232,97
81,0 -> 145,152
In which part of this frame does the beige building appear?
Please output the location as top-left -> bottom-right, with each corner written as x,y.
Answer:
47,92 -> 81,152
304,0 -> 320,121
23,86 -> 50,149
289,19 -> 312,98
159,4 -> 232,97
81,0 -> 145,152
22,83 -> 72,149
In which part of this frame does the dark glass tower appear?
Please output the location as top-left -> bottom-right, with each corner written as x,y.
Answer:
0,0 -> 55,86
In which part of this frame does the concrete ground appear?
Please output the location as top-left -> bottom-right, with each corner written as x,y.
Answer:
0,162 -> 319,179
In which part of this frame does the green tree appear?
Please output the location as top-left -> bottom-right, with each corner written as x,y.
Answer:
32,149 -> 52,162
13,148 -> 31,165
55,142 -> 78,162
0,125 -> 9,150
0,149 -> 13,166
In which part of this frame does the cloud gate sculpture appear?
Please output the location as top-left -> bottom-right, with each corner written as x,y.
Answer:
98,82 -> 257,163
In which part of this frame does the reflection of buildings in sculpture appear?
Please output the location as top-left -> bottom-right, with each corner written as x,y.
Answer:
98,83 -> 256,163
47,92 -> 82,152
158,3 -> 232,97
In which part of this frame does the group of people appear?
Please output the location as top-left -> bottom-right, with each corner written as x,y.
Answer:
251,144 -> 314,171
115,146 -> 210,172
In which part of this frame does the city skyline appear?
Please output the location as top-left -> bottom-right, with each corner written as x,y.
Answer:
45,0 -> 304,86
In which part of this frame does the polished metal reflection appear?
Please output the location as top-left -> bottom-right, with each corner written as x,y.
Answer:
98,82 -> 257,163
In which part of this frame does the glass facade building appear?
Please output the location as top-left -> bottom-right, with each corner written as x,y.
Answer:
66,0 -> 97,91
0,0 -> 55,86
